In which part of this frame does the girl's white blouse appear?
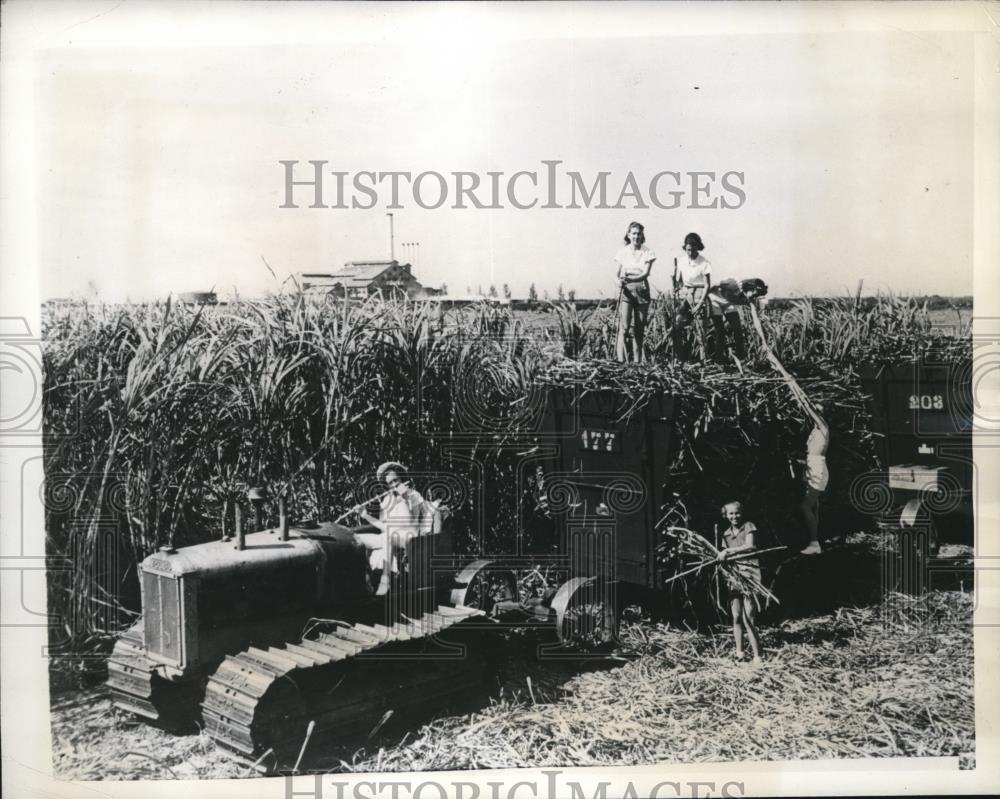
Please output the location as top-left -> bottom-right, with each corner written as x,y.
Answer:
614,245 -> 656,280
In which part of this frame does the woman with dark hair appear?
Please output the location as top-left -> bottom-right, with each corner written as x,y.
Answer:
614,222 -> 656,363
355,461 -> 434,594
672,232 -> 712,361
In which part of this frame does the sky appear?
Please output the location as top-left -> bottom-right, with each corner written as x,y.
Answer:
28,4 -> 976,301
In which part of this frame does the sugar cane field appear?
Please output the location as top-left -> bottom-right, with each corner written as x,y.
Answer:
42,293 -> 976,778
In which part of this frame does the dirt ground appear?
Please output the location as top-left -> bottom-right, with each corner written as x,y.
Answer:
51,582 -> 974,780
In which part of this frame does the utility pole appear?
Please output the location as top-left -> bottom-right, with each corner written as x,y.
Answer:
387,212 -> 395,262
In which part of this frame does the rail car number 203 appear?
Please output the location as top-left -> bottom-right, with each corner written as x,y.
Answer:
909,394 -> 945,410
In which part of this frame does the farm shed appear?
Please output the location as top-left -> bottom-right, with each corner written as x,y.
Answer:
178,291 -> 218,305
300,260 -> 427,299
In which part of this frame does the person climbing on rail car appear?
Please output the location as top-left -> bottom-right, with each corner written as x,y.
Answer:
614,221 -> 656,364
799,402 -> 830,555
355,461 -> 434,595
716,501 -> 763,665
706,278 -> 748,363
742,291 -> 829,555
671,232 -> 712,362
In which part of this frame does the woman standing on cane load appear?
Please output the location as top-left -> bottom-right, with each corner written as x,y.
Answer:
614,222 -> 656,363
672,232 -> 712,361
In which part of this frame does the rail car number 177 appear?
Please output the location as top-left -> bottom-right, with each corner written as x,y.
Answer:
580,429 -> 620,452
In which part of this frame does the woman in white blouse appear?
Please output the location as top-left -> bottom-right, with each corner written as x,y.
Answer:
614,222 -> 656,363
356,461 -> 434,595
672,232 -> 712,361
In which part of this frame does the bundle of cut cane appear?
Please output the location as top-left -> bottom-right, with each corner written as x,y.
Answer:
538,357 -> 866,429
536,357 -> 868,490
657,525 -> 782,612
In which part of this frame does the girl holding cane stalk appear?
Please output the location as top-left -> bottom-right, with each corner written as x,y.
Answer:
614,222 -> 656,363
717,501 -> 763,665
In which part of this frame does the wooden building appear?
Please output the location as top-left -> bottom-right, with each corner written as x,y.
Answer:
300,261 -> 434,299
178,291 -> 219,305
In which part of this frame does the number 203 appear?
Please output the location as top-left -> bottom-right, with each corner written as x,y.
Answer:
909,394 -> 944,410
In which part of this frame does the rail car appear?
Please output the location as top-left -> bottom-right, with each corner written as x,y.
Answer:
860,360 -> 974,544
859,359 -> 974,595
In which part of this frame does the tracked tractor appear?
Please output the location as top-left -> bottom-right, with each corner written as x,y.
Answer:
106,513 -> 510,760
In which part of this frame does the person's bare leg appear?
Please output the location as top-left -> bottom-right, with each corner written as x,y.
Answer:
672,321 -> 686,362
616,300 -> 632,362
634,305 -> 649,364
728,312 -> 746,359
743,602 -> 762,664
376,547 -> 396,595
711,314 -> 727,362
730,596 -> 744,659
801,488 -> 822,554
673,303 -> 691,362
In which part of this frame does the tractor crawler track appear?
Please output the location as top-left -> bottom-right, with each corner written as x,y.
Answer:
106,622 -> 202,728
109,604 -> 493,760
201,603 -> 491,757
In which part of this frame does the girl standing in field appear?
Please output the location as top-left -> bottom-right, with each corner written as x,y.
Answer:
672,232 -> 712,361
614,222 -> 656,363
717,501 -> 763,665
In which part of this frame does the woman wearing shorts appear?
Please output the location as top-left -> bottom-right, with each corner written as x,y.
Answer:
800,404 -> 830,555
